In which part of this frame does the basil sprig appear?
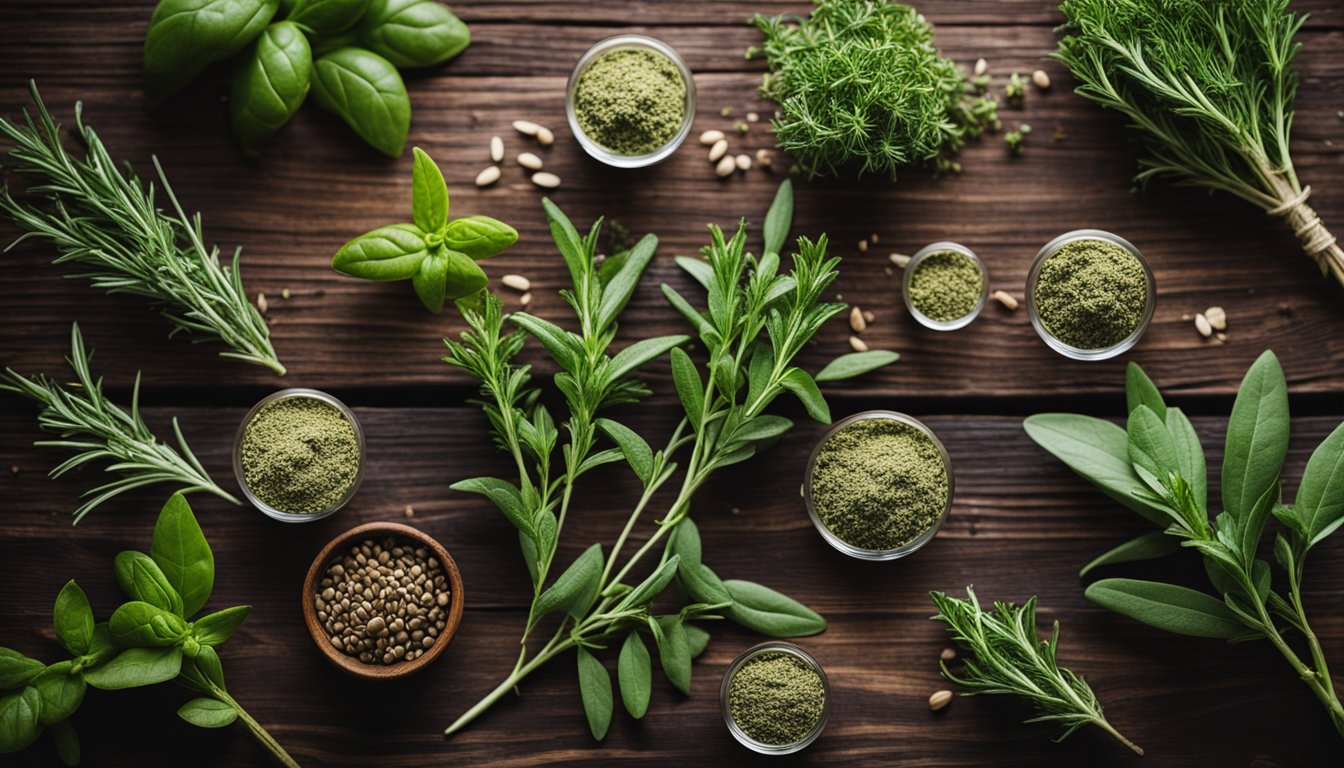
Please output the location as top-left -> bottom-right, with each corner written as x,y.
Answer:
332,147 -> 517,312
0,495 -> 300,767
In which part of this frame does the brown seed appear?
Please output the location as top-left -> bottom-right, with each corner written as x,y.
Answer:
512,119 -> 541,136
517,152 -> 543,171
535,126 -> 555,146
520,292 -> 532,306
849,306 -> 867,333
531,172 -> 561,189
863,310 -> 875,323
857,240 -> 868,252
755,148 -> 773,168
746,111 -> 760,123
849,336 -> 869,353
365,616 -> 385,635
939,647 -> 957,662
734,154 -> 752,171
929,690 -> 954,711
974,58 -> 988,76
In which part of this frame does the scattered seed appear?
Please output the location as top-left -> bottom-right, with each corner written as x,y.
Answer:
1205,306 -> 1227,330
490,136 -> 504,163
9,465 -> 18,475
531,171 -> 561,189
1052,125 -> 1067,142
512,119 -> 541,136
974,58 -> 988,76
535,126 -> 555,146
746,111 -> 759,123
755,148 -> 773,168
735,122 -> 749,134
715,156 -> 736,178
849,336 -> 869,353
991,290 -> 1019,310
281,288 -> 291,300
708,139 -> 729,162
404,505 -> 415,518
857,240 -> 869,253
863,310 -> 875,323
890,253 -> 912,268
501,274 -> 531,292
256,293 -> 268,314
870,233 -> 879,244
1195,313 -> 1213,337
1032,69 -> 1051,90
1216,332 -> 1227,342
517,152 -> 543,170
929,690 -> 954,711
699,129 -> 726,145
735,154 -> 751,171
475,165 -> 501,187
719,106 -> 733,117
520,292 -> 532,306
849,306 -> 867,333
884,267 -> 894,276
939,647 -> 957,662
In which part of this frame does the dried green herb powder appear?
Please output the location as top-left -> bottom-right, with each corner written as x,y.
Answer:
574,48 -> 686,156
728,652 -> 825,745
1035,238 -> 1148,350
908,249 -> 983,321
240,397 -> 359,515
810,418 -> 948,551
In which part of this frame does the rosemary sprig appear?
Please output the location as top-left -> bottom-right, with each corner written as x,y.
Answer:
0,82 -> 284,374
0,323 -> 240,523
931,587 -> 1142,755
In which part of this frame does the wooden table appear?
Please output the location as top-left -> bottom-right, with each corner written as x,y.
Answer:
3,2 -> 1343,765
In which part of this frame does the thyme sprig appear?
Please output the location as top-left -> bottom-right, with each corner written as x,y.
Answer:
931,587 -> 1142,755
0,83 -> 284,373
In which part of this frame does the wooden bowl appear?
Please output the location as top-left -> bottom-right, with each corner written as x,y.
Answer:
302,521 -> 464,680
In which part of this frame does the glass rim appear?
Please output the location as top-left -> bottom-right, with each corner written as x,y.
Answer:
802,410 -> 953,561
232,388 -> 365,523
901,241 -> 989,331
564,34 -> 697,168
720,641 -> 830,754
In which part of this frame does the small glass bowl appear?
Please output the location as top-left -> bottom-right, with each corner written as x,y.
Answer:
565,34 -> 696,168
233,388 -> 365,523
1025,229 -> 1156,361
803,410 -> 953,561
721,642 -> 830,755
901,241 -> 989,331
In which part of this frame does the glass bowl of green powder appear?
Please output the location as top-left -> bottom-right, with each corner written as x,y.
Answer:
233,389 -> 365,522
1026,230 -> 1155,360
902,242 -> 989,330
803,411 -> 953,561
721,642 -> 829,754
566,35 -> 696,168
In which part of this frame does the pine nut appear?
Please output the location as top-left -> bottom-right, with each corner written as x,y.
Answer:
1195,313 -> 1213,337
475,166 -> 501,187
535,126 -> 555,146
519,292 -> 532,306
849,336 -> 869,352
939,647 -> 957,662
715,156 -> 736,177
755,148 -> 773,167
501,274 -> 531,292
858,240 -> 869,252
929,690 -> 954,711
890,253 -> 911,268
531,172 -> 561,189
709,139 -> 729,162
746,112 -> 760,123
849,306 -> 867,332
517,152 -> 543,170
974,58 -> 988,76
489,136 -> 504,163
699,129 -> 725,145
991,290 -> 1019,310
734,154 -> 751,171
512,120 -> 541,136
1032,69 -> 1051,90
863,310 -> 875,323
1205,306 -> 1226,330
256,292 -> 267,314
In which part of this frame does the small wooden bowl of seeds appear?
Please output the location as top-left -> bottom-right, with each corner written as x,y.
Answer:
302,522 -> 464,680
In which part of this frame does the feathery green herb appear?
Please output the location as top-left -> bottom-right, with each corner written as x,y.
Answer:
748,0 -> 998,179
931,587 -> 1141,754
1055,0 -> 1344,286
1,324 -> 239,524
1025,354 -> 1344,737
0,84 -> 284,375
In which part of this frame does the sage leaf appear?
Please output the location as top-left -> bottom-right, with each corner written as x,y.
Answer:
114,552 -> 184,617
411,146 -> 448,232
596,418 -> 653,485
779,367 -> 830,423
332,224 -> 428,280
49,719 -> 79,767
617,632 -> 651,719
110,601 -> 189,647
731,415 -> 793,445
311,47 -> 410,157
744,342 -> 774,409
1127,405 -> 1178,493
669,347 -> 704,429
230,21 -> 313,152
0,687 -> 42,754
441,216 -> 520,260
1165,407 -> 1207,512
815,349 -> 900,383
1239,480 -> 1280,568
1125,362 -> 1166,420
534,544 -> 603,620
683,563 -> 732,607
711,443 -> 755,470
450,477 -> 533,539
150,493 -> 214,617
33,663 -> 84,725
1023,413 -> 1171,525
608,335 -> 689,383
1078,531 -> 1180,577
1295,421 -> 1344,548
192,605 -> 252,646
1222,350 -> 1289,523
617,556 -> 681,611
575,647 -> 612,741
598,234 -> 658,328
542,198 -> 587,288
655,616 -> 692,695
723,579 -> 826,637
1085,578 -> 1244,639
762,179 -> 793,257
143,0 -> 279,102
357,0 -> 471,68
511,313 -> 580,373
685,624 -> 710,658
178,697 -> 239,728
53,580 -> 94,656
674,255 -> 714,291
661,284 -> 713,338
287,0 -> 371,34
83,647 -> 183,690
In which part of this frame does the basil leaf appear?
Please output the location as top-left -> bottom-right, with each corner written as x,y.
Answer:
110,601 -> 189,647
814,349 -> 900,383
669,347 -> 704,430
762,179 -> 793,257
177,697 -> 239,728
143,0 -> 280,102
150,493 -> 215,618
779,367 -> 830,423
411,147 -> 449,232
533,544 -> 602,621
193,605 -> 252,646
311,47 -> 410,157
53,580 -> 94,656
450,476 -> 533,538
1124,362 -> 1166,420
655,616 -> 692,695
33,663 -> 85,725
0,649 -> 46,689
287,0 -> 371,34
575,647 -> 612,741
357,0 -> 470,68
1295,421 -> 1344,548
0,687 -> 42,754
410,248 -> 450,313
230,21 -> 313,152
1024,413 -> 1172,525
1085,578 -> 1244,639
310,29 -> 359,57
114,551 -> 184,617
83,647 -> 183,690
83,624 -> 118,668
616,556 -> 680,611
595,418 -> 654,485
441,249 -> 489,300
49,719 -> 79,767
608,335 -> 689,384
723,580 -> 826,637
1222,350 -> 1289,523
441,216 -> 520,260
685,624 -> 710,659
1078,531 -> 1180,577
617,632 -> 651,719
332,224 -> 428,280
181,645 -> 228,692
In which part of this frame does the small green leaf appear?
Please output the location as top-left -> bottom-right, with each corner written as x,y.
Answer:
410,147 -> 448,232
1125,362 -> 1166,420
410,248 -> 450,313
669,347 -> 705,430
181,644 -> 228,693
110,601 -> 189,647
442,250 -> 489,301
674,255 -> 714,291
311,46 -> 410,157
1085,578 -> 1244,639
1079,531 -> 1180,577
0,687 -> 42,755
598,233 -> 657,328
441,216 -> 519,260
1127,405 -> 1178,493
779,367 -> 830,423
114,552 -> 184,617
762,179 -> 794,257
616,556 -> 681,611
83,647 -> 183,690
685,624 -> 710,658
332,224 -> 429,280
49,719 -> 79,767
0,649 -> 44,689
53,580 -> 94,656
596,418 -> 654,485
33,663 -> 85,724
450,477 -> 533,539
193,605 -> 252,646
608,335 -> 689,383
1164,407 -> 1207,513
1222,350 -> 1289,523
1239,480 -> 1279,568
655,616 -> 692,695
177,697 -> 239,728
661,284 -> 713,338
617,632 -> 651,719
534,544 -> 603,620
815,350 -> 899,383
511,313 -> 580,373
287,0 -> 371,34
723,580 -> 826,637
731,415 -> 793,446
541,198 -> 588,288
150,493 -> 214,617
576,647 -> 612,741
1295,421 -> 1344,548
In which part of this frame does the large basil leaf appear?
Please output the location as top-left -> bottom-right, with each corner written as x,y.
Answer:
53,580 -> 95,656
1222,351 -> 1289,523
33,662 -> 85,725
110,601 -> 190,647
0,649 -> 46,690
0,687 -> 42,755
410,248 -> 450,313
114,552 -> 184,617
1085,578 -> 1244,639
230,21 -> 313,152
311,47 -> 410,157
617,632 -> 651,719
150,494 -> 215,618
411,147 -> 448,232
357,0 -> 470,68
533,544 -> 603,621
144,0 -> 279,102
723,580 -> 825,637
441,216 -> 520,260
332,224 -> 428,280
575,647 -> 612,741
441,249 -> 488,300
1024,413 -> 1172,525
287,0 -> 371,34
83,647 -> 183,690
1295,422 -> 1344,548
178,697 -> 239,728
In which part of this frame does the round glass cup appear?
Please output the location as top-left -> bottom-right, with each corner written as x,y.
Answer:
803,410 -> 953,561
1025,229 -> 1156,361
565,34 -> 696,168
901,241 -> 990,331
233,388 -> 365,523
721,641 -> 830,755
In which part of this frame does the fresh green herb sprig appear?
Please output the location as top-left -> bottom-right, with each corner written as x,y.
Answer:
1026,354 -> 1344,737
931,587 -> 1141,754
332,147 -> 517,313
0,85 -> 284,375
442,181 -> 895,739
748,0 -> 998,179
0,494 -> 299,767
1055,0 -> 1344,286
1,324 -> 239,524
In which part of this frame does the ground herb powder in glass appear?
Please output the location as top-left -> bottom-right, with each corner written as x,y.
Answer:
810,418 -> 948,551
574,48 -> 686,156
241,397 -> 359,515
728,652 -> 825,746
1035,238 -> 1148,350
908,249 -> 983,322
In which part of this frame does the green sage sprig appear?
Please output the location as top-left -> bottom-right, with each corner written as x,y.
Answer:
332,147 -> 517,313
1,324 -> 240,523
0,494 -> 299,767
1025,353 -> 1344,737
931,587 -> 1142,754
